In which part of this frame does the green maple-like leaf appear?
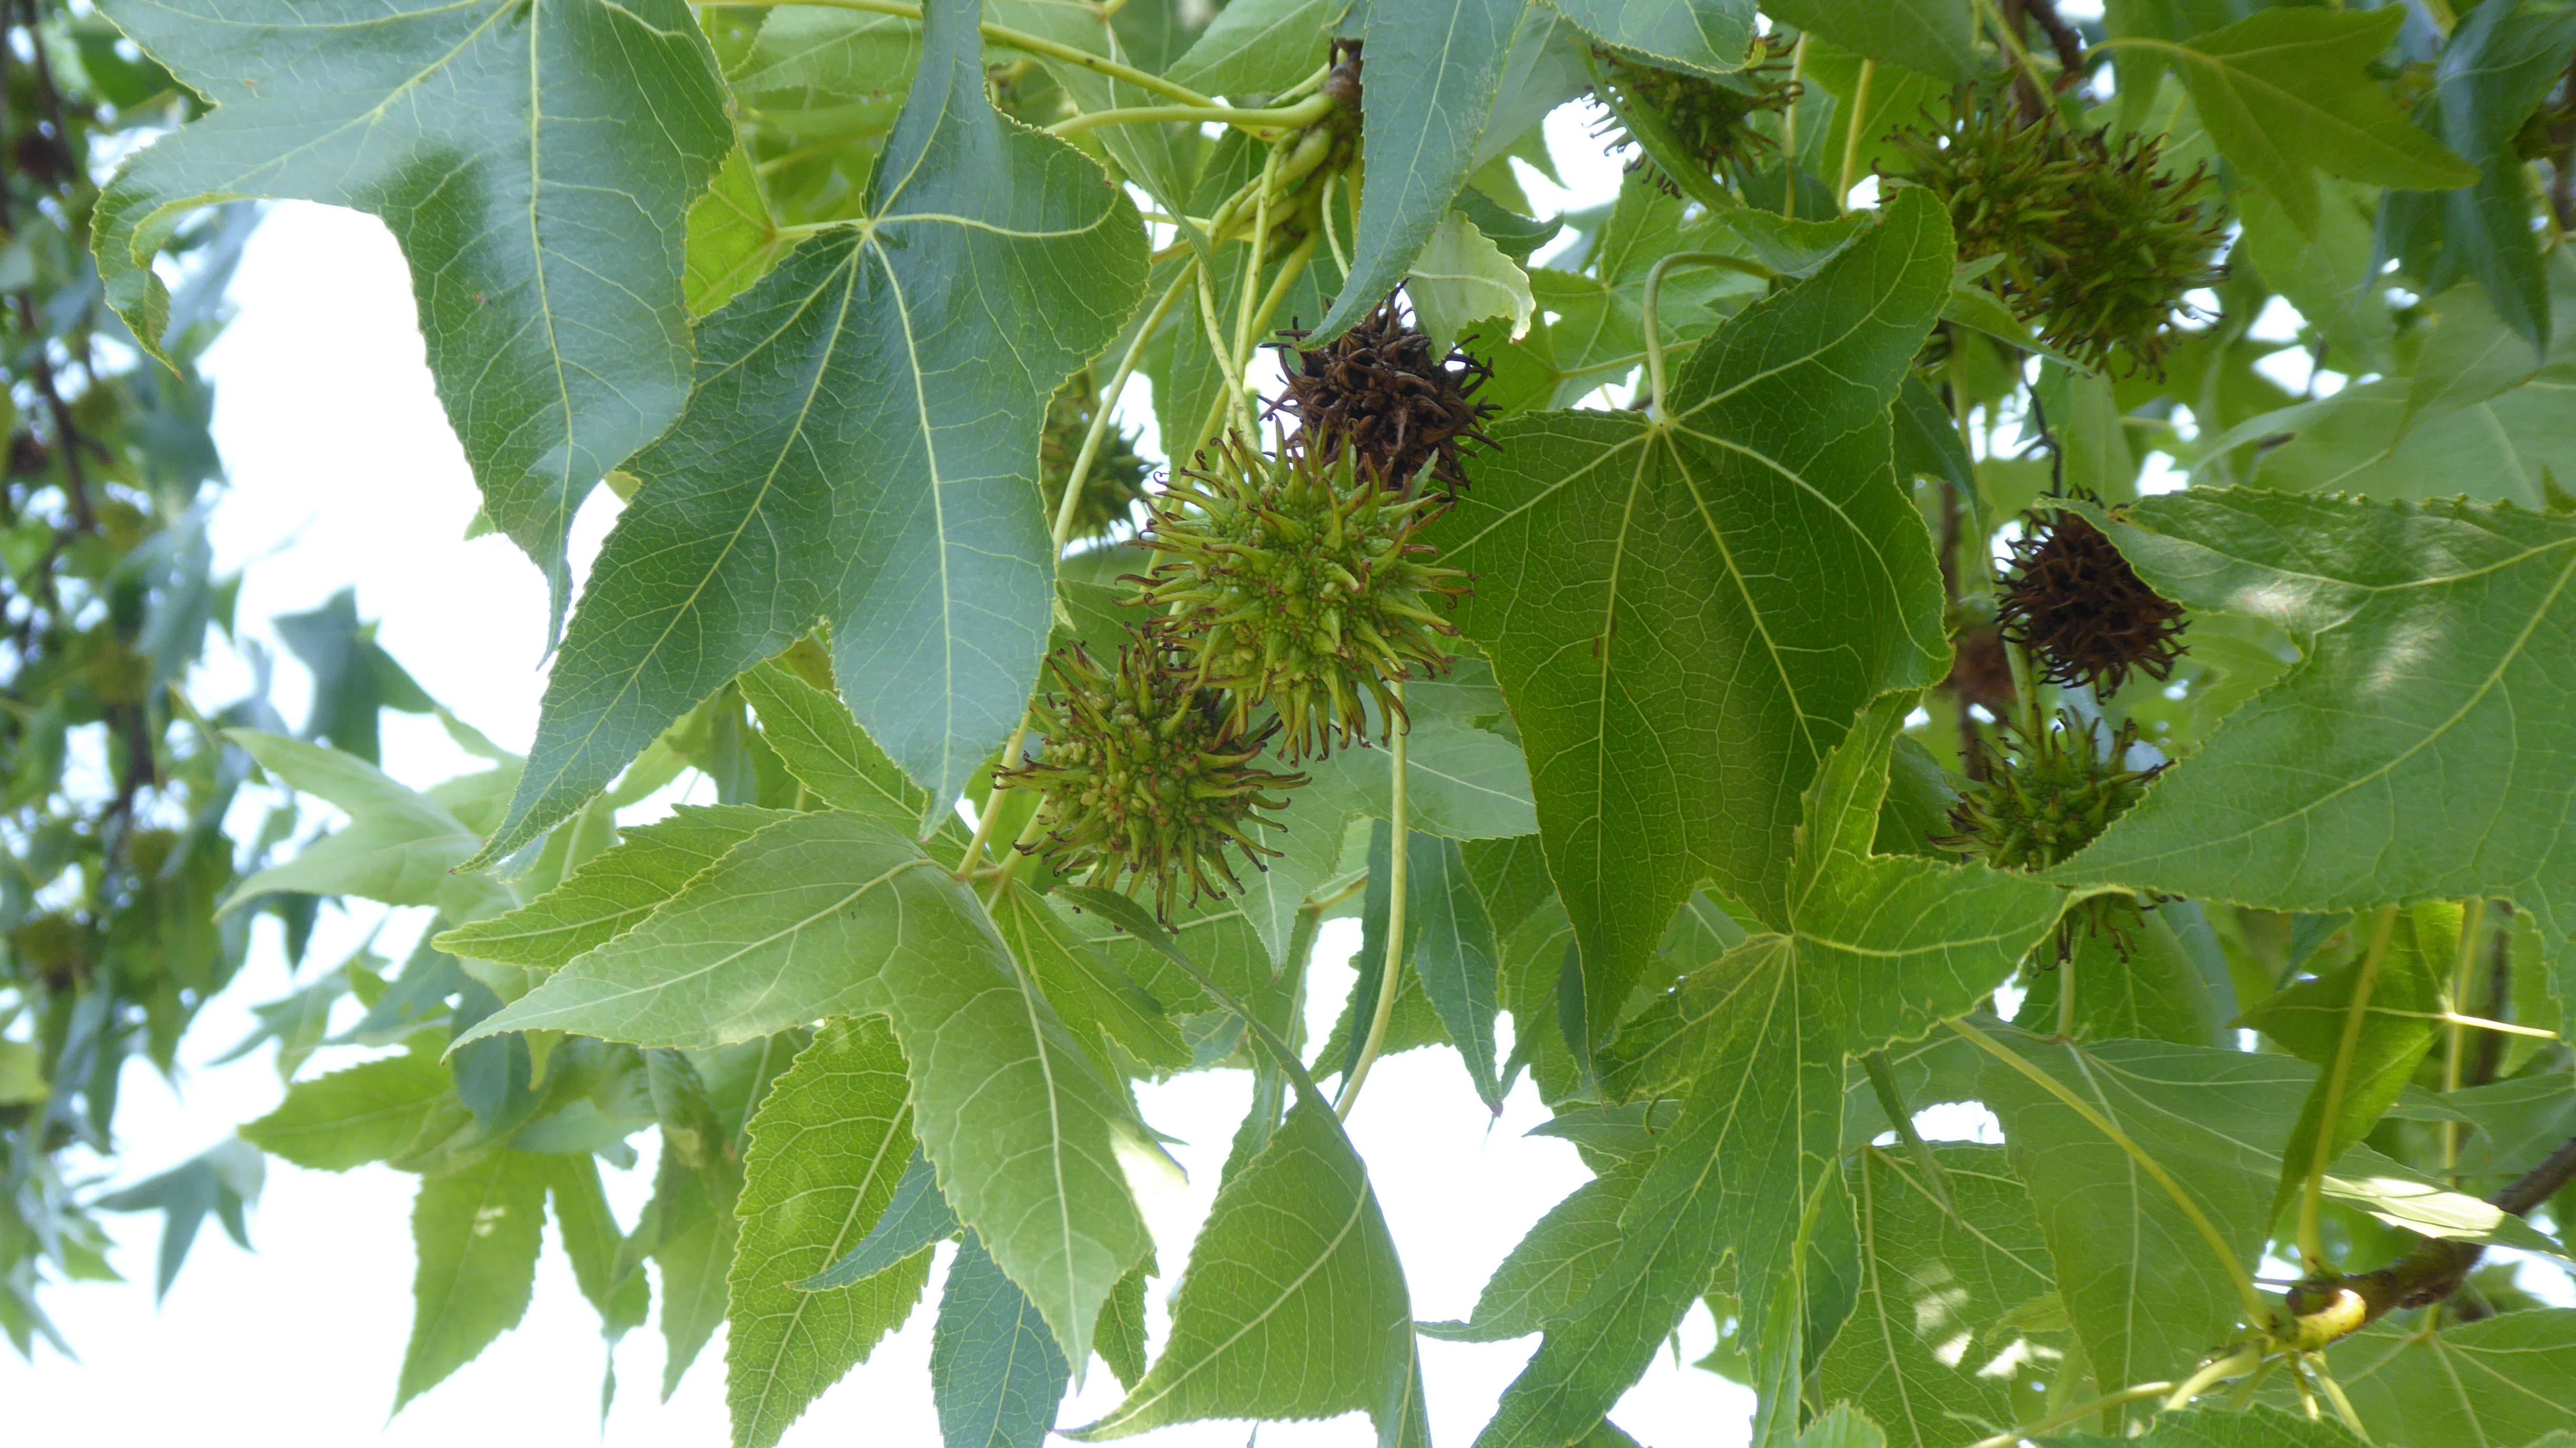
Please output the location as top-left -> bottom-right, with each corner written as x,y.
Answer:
1762,0 -> 1983,84
1069,1097 -> 1427,1447
1472,697 -> 2065,1448
396,1151 -> 550,1411
221,732 -> 514,923
1307,0 -> 1524,344
933,1232 -> 1073,1448
1552,0 -> 1756,81
94,0 -> 731,628
727,1017 -> 928,1448
472,0 -> 1148,863
2117,6 -> 2477,233
432,804 -> 784,970
451,810 -> 989,1050
2052,491 -> 2576,979
1813,1146 -> 2059,1448
1436,187 -> 1953,1039
2297,1309 -> 2576,1445
240,1053 -> 452,1172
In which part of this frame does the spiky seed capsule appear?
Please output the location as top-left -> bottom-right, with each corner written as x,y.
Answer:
1996,509 -> 2188,697
995,641 -> 1306,921
1039,369 -> 1153,540
1940,710 -> 2159,873
1589,41 -> 1798,194
1881,94 -> 2228,375
1940,709 -> 2162,960
1271,296 -> 1496,496
1129,436 -> 1472,759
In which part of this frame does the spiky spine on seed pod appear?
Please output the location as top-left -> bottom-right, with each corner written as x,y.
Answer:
995,641 -> 1306,921
1879,90 -> 2228,375
1589,38 -> 1799,195
1269,294 -> 1497,498
1996,506 -> 2188,696
1128,434 -> 1472,760
1039,368 -> 1153,540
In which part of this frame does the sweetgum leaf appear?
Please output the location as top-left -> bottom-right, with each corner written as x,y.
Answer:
1472,698 -> 2064,1448
728,1017 -> 929,1448
1976,1035 -> 2306,1424
1436,187 -> 1952,1038
1760,0 -> 1983,84
2052,492 -> 2576,984
933,1232 -> 1073,1448
93,0 -> 730,630
1306,0 -> 1524,345
1812,1146 -> 2058,1448
240,1053 -> 452,1172
2127,6 -> 2478,233
2289,1309 -> 2576,1445
1550,0 -> 1755,81
396,1151 -> 549,1411
221,731 -> 514,923
1069,1097 -> 1427,1447
474,0 -> 1149,863
451,811 -> 991,1050
432,805 -> 784,970
2239,902 -> 2457,1223
737,660 -> 940,831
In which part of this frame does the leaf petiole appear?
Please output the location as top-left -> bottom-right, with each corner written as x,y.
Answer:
1049,95 -> 1338,141
1336,680 -> 1409,1121
2301,904 -> 2397,1269
1966,1379 -> 2179,1448
1637,252 -> 1780,423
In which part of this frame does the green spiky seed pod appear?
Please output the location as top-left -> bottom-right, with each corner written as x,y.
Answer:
1882,94 -> 2228,375
1940,709 -> 2159,872
1590,42 -> 1798,193
1039,369 -> 1153,540
1130,435 -> 1472,758
997,641 -> 1306,920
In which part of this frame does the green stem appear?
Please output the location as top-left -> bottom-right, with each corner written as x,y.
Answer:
1050,94 -> 1335,140
1336,682 -> 1410,1121
1638,252 -> 1779,422
2302,906 -> 2398,1269
1950,1017 -> 2272,1324
695,0 -> 1221,109
1836,59 -> 1875,205
1781,34 -> 1808,220
1050,262 -> 1193,550
2057,932 -> 2079,1039
2443,899 -> 2489,1176
1230,146 -> 1283,384
1967,1380 -> 2179,1448
1236,230 -> 1320,386
2162,1344 -> 2262,1412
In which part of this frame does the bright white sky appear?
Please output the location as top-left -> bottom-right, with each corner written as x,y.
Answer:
5,107 -> 1766,1447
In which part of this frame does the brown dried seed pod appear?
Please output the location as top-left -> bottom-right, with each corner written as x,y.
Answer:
1995,509 -> 2187,697
1269,295 -> 1497,496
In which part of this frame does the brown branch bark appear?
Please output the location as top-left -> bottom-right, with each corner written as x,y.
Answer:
2289,1132 -> 2576,1338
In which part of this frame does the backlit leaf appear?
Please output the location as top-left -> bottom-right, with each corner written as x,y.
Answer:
474,0 -> 1149,861
1436,188 -> 1953,1035
95,0 -> 731,627
728,1017 -> 930,1448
